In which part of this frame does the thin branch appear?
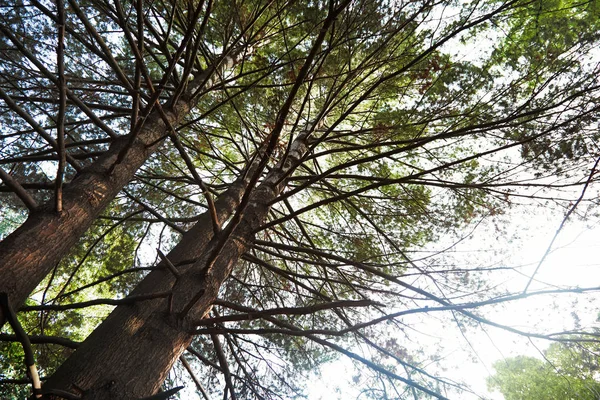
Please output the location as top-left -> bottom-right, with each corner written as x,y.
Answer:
55,0 -> 67,212
0,87 -> 82,172
158,249 -> 180,314
157,249 -> 181,278
211,333 -> 237,400
19,291 -> 171,312
180,356 -> 210,400
194,298 -> 379,325
168,132 -> 221,233
0,333 -> 80,349
54,266 -> 156,300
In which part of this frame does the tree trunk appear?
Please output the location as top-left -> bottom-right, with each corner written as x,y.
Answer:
0,49 -> 249,327
42,131 -> 311,399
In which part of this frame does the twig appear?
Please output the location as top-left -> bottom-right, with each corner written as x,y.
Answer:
123,190 -> 185,234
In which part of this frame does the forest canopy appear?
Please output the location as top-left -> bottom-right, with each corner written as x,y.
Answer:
0,0 -> 599,398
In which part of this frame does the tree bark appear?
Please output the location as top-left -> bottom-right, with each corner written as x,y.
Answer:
0,48 -> 250,327
42,131 -> 311,399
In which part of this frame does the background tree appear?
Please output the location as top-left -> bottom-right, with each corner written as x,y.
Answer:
0,0 -> 599,399
488,340 -> 600,400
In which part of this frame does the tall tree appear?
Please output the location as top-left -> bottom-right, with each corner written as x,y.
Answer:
1,0 -> 599,399
0,0 -> 258,324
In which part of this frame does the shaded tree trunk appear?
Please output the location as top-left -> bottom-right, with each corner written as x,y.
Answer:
42,131 -> 311,399
0,49 -> 249,327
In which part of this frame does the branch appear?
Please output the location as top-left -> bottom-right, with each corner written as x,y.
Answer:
19,291 -> 171,312
0,293 -> 42,398
196,303 -> 449,399
253,240 -> 600,340
194,299 -> 379,325
0,168 -> 38,211
137,386 -> 184,400
158,249 -> 180,314
523,155 -> 600,293
0,87 -> 82,172
0,333 -> 80,349
124,191 -> 185,234
42,389 -> 81,400
167,132 -> 221,233
55,0 -> 66,213
54,267 -> 156,300
0,377 -> 47,385
157,249 -> 181,278
210,333 -> 237,400
179,356 -> 210,400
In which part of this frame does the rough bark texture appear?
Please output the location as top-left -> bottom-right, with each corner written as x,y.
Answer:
0,49 -> 248,327
42,132 -> 310,399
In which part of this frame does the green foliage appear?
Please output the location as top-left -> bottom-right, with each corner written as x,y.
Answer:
488,342 -> 600,400
0,211 -> 147,389
489,0 -> 600,71
0,208 -> 26,240
481,0 -> 600,172
1,0 -> 600,398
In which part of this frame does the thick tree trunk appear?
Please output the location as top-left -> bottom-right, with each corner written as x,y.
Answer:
0,49 -> 249,327
42,131 -> 311,399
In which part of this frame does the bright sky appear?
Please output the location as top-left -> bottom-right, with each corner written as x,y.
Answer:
304,205 -> 600,399
448,216 -> 600,399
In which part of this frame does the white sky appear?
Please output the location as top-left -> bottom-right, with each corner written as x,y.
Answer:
304,206 -> 600,400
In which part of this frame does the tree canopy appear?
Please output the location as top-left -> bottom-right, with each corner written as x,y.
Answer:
488,340 -> 600,400
0,0 -> 599,399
